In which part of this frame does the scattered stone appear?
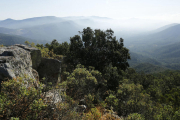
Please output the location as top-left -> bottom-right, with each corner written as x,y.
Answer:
75,105 -> 87,112
42,89 -> 63,104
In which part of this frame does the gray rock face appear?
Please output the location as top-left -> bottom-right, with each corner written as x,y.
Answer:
0,46 -> 33,78
0,45 -> 37,89
14,44 -> 41,70
0,44 -> 62,105
14,44 -> 61,87
0,45 -> 61,86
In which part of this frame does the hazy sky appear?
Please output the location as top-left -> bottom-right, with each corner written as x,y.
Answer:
1,0 -> 180,22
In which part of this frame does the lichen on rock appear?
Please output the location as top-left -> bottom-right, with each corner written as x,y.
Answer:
0,45 -> 40,89
0,44 -> 62,105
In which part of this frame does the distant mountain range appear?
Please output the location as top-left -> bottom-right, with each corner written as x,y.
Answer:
0,16 -> 171,42
0,17 -> 83,42
0,33 -> 48,46
127,23 -> 180,72
0,16 -> 115,42
0,17 -> 64,29
0,16 -> 180,73
126,24 -> 180,51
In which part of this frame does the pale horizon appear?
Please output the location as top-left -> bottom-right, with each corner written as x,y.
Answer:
1,0 -> 180,23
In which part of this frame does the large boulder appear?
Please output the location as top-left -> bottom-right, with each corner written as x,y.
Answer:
0,45 -> 39,89
37,58 -> 61,86
14,44 -> 62,87
0,44 -> 66,116
0,44 -> 62,106
14,44 -> 41,70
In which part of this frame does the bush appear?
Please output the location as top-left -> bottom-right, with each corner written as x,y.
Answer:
83,107 -> 101,120
173,109 -> 180,120
0,77 -> 46,119
64,64 -> 104,100
0,76 -> 81,119
127,113 -> 145,120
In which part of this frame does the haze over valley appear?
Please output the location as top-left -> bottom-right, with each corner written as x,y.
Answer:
1,0 -> 180,73
0,15 -> 179,73
2,1 -> 180,119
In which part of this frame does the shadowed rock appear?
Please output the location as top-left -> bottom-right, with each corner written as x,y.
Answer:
38,58 -> 61,86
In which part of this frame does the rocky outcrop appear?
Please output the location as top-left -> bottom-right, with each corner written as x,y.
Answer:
14,44 -> 41,70
0,44 -> 61,91
38,58 -> 61,86
0,45 -> 38,89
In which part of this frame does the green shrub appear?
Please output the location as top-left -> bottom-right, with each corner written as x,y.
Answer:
64,64 -> 99,100
0,77 -> 46,119
127,113 -> 145,120
83,107 -> 101,120
0,75 -> 83,119
173,109 -> 180,120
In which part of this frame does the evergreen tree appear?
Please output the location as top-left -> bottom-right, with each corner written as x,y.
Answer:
67,27 -> 130,74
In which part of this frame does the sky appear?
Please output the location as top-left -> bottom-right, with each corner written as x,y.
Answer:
1,0 -> 180,23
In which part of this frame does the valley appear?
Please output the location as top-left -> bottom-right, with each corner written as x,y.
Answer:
0,16 -> 180,73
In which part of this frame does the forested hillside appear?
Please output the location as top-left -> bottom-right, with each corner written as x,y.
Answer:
126,24 -> 180,51
1,16 -> 179,73
1,16 -> 180,73
1,27 -> 180,119
0,33 -> 43,46
0,16 -> 170,43
124,24 -> 180,72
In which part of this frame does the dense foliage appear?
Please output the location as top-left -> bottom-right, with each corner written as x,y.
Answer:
67,27 -> 130,74
1,27 -> 180,119
43,39 -> 70,56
